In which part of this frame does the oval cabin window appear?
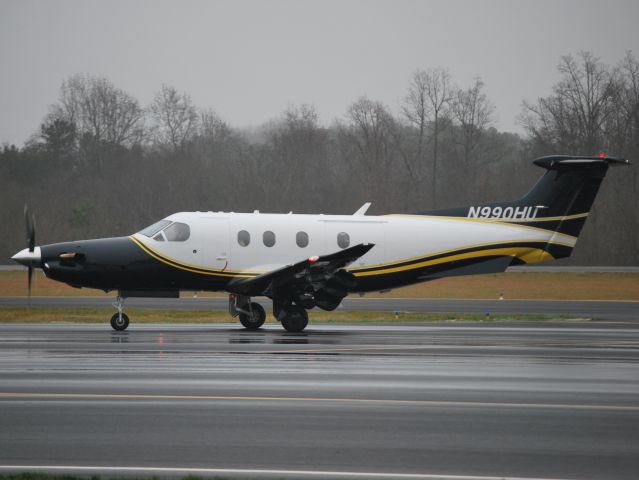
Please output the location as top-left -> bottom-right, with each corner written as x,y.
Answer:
296,231 -> 309,248
237,230 -> 250,247
263,230 -> 276,247
337,232 -> 350,249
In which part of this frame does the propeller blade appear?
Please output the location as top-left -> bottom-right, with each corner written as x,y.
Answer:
27,265 -> 33,307
23,204 -> 37,305
24,204 -> 36,252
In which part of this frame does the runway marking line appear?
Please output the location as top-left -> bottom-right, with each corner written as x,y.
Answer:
1,392 -> 638,412
0,465 -> 573,480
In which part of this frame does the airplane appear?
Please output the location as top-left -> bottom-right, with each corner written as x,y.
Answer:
11,154 -> 629,332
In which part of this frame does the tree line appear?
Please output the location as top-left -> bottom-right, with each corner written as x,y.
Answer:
1,51 -> 637,265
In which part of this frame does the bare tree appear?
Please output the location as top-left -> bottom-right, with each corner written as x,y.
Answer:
339,97 -> 398,206
450,77 -> 494,166
52,74 -> 144,147
402,67 -> 452,208
521,52 -> 619,153
263,104 -> 329,210
150,85 -> 199,153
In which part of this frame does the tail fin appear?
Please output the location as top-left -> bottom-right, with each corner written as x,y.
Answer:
421,155 -> 630,259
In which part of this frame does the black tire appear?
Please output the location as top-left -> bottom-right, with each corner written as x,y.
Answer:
110,312 -> 130,331
280,305 -> 309,333
239,302 -> 266,330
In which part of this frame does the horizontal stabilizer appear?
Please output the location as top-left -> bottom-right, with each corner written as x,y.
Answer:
533,155 -> 630,170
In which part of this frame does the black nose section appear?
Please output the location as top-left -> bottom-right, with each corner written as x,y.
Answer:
40,236 -> 142,289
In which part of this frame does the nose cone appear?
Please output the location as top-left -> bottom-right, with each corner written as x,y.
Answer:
11,247 -> 42,267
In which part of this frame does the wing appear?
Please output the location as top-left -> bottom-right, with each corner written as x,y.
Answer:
227,243 -> 374,300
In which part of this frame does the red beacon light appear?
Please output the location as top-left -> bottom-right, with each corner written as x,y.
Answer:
308,256 -> 319,263
599,152 -> 606,158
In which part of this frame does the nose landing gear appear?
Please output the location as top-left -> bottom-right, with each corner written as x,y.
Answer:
110,295 -> 129,331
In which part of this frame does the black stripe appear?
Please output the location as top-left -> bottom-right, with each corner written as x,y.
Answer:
350,241 -> 570,275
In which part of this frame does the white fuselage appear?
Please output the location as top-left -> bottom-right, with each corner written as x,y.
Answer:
131,211 -> 576,286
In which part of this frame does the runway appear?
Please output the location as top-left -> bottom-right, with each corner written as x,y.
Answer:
1,323 -> 638,479
1,296 -> 637,321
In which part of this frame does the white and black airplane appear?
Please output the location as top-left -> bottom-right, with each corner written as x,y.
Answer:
12,155 -> 629,332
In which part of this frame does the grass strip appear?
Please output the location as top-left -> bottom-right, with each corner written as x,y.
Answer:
2,270 -> 639,300
0,475 -> 226,480
0,307 -> 579,324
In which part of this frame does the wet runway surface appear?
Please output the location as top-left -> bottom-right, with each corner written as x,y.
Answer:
2,296 -> 638,321
1,323 -> 639,479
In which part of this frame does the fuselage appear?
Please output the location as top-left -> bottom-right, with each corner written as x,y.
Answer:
37,210 -> 576,294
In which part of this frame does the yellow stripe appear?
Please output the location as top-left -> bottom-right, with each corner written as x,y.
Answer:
352,247 -> 555,277
349,238 -> 571,272
387,212 -> 588,224
129,237 -> 258,278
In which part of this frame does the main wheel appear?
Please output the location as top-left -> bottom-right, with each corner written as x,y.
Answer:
110,312 -> 130,331
239,302 -> 266,330
279,306 -> 309,333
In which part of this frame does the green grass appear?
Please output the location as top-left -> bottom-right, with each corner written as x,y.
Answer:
0,475 -> 227,480
0,307 -> 580,324
2,270 -> 639,301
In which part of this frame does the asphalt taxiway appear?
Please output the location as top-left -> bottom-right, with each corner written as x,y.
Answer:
1,296 -> 637,321
1,322 -> 638,479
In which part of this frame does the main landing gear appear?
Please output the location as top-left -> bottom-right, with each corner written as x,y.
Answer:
229,294 -> 308,332
110,295 -> 129,331
277,304 -> 308,333
229,294 -> 266,330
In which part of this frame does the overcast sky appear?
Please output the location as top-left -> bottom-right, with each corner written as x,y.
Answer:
1,0 -> 638,145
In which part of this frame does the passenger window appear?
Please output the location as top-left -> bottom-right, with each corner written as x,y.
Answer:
296,231 -> 309,248
163,222 -> 190,242
238,230 -> 250,247
263,230 -> 276,247
337,232 -> 350,249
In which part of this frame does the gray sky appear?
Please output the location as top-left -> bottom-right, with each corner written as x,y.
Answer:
1,0 -> 638,145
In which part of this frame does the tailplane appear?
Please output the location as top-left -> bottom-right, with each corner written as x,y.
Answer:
421,155 -> 630,259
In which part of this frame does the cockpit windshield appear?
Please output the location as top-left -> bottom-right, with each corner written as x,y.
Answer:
138,219 -> 190,242
139,220 -> 171,238
163,222 -> 190,241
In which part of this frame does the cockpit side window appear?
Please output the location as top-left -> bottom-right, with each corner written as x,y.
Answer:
163,222 -> 191,242
139,220 -> 171,238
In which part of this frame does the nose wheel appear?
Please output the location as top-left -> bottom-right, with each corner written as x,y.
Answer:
110,312 -> 130,331
111,295 -> 129,331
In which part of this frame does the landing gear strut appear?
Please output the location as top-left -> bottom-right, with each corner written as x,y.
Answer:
229,294 -> 266,330
110,295 -> 129,331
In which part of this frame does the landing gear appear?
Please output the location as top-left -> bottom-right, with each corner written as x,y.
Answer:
111,295 -> 129,331
279,305 -> 308,333
110,312 -> 130,331
230,294 -> 266,330
239,302 -> 266,330
231,294 -> 310,332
